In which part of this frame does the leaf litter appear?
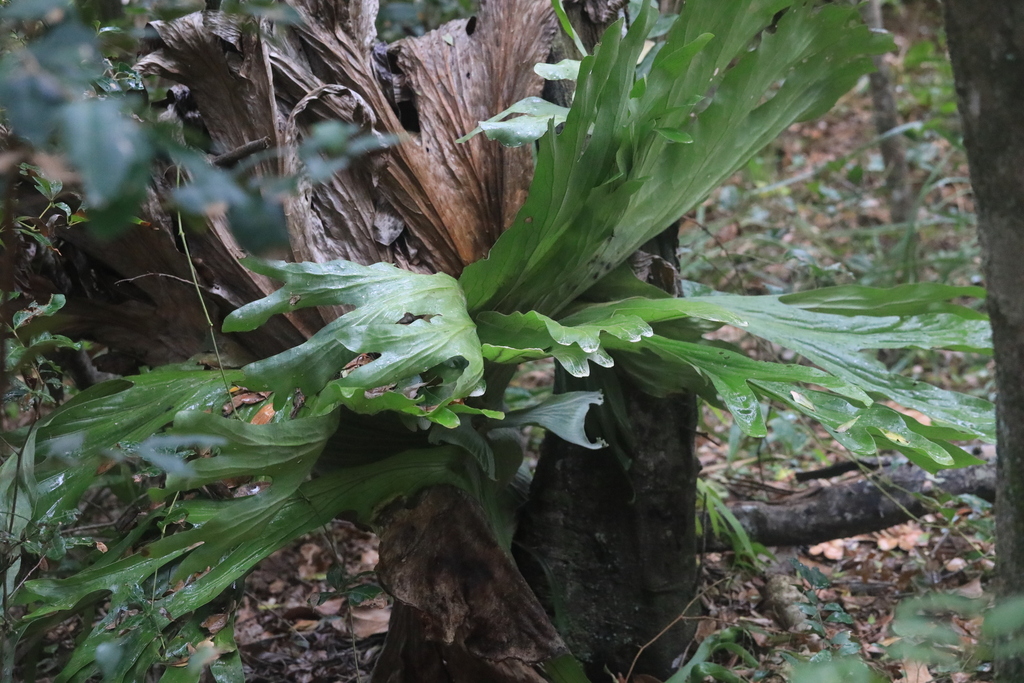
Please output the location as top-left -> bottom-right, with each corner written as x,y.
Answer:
232,520 -> 388,683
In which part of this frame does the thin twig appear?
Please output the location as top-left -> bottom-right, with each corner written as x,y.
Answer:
174,168 -> 235,406
624,577 -> 729,683
10,555 -> 46,599
347,608 -> 363,683
115,272 -> 197,287
681,215 -> 743,291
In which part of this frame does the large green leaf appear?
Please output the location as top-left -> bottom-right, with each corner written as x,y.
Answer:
315,378 -> 502,432
457,96 -> 570,147
608,335 -> 866,437
683,293 -> 994,439
0,427 -> 36,597
476,299 -> 746,377
460,2 -> 654,315
159,410 -> 339,577
30,367 -> 240,521
20,444 -> 477,678
779,283 -> 988,319
223,259 -> 484,422
476,309 -> 643,376
548,279 -> 992,463
753,382 -> 982,473
53,583 -> 167,683
460,0 -> 889,316
564,275 -> 993,441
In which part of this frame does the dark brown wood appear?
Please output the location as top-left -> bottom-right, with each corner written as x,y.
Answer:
944,4 -> 1024,680
373,485 -> 564,683
711,461 -> 995,551
17,0 -> 556,367
516,378 -> 700,680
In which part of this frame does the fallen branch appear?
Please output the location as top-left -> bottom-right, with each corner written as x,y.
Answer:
709,462 -> 995,551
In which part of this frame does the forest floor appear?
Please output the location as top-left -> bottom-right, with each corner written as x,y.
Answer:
230,488 -> 994,682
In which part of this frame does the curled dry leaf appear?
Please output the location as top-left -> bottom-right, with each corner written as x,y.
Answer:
222,388 -> 271,416
292,618 -> 321,632
349,605 -> 392,638
809,539 -> 847,561
134,0 -> 556,328
201,612 -> 229,634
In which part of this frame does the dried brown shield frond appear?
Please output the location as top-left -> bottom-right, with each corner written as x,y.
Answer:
137,0 -> 555,282
41,0 -> 557,366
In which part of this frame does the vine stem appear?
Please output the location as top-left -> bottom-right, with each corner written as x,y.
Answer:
174,168 -> 236,410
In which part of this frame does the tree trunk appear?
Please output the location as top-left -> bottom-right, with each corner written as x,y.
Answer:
373,485 -> 566,683
944,3 -> 1024,681
516,372 -> 700,680
860,0 -> 913,227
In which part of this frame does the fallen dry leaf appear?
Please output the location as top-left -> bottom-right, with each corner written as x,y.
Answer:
249,403 -> 276,424
944,557 -> 967,572
900,660 -> 933,683
201,613 -> 228,634
349,606 -> 391,638
882,401 -> 932,426
877,534 -> 899,551
315,598 -> 345,617
953,576 -> 984,599
222,389 -> 271,416
292,619 -> 321,632
694,618 -> 718,641
809,539 -> 846,560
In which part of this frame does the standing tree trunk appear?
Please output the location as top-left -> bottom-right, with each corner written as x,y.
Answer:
516,376 -> 699,679
860,0 -> 913,227
945,3 -> 1024,681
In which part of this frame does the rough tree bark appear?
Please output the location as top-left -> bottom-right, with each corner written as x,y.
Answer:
944,3 -> 1024,681
373,485 -> 567,683
516,378 -> 699,680
711,460 -> 996,551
